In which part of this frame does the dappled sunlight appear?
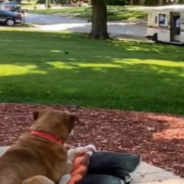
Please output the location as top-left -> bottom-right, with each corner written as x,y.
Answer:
50,50 -> 63,53
153,128 -> 184,140
112,58 -> 184,78
158,69 -> 184,77
114,58 -> 184,67
145,113 -> 184,141
125,45 -> 162,53
47,62 -> 76,69
77,63 -> 122,68
0,64 -> 46,76
68,58 -> 77,61
110,41 -> 184,58
47,61 -> 122,69
1,30 -> 184,115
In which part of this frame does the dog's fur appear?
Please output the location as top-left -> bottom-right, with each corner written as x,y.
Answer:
21,145 -> 96,184
22,175 -> 55,184
0,109 -> 79,184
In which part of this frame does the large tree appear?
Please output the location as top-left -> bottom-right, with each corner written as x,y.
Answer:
90,0 -> 127,39
90,0 -> 109,39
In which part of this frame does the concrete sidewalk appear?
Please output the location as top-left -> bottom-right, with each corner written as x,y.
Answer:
133,162 -> 184,184
0,146 -> 183,184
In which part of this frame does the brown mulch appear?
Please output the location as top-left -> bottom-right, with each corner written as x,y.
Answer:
0,103 -> 184,177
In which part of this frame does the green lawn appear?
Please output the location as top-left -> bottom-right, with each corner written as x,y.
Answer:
0,30 -> 184,115
29,6 -> 146,21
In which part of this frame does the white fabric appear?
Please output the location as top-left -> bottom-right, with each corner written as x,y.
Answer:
176,18 -> 180,28
120,180 -> 125,184
59,144 -> 96,184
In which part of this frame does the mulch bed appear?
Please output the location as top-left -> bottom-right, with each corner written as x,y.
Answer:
0,103 -> 184,177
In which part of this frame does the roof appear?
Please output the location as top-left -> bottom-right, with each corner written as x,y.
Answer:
145,5 -> 184,12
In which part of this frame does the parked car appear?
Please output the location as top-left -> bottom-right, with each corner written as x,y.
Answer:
1,1 -> 21,12
0,9 -> 22,26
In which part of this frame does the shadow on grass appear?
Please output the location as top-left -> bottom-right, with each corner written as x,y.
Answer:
0,30 -> 184,115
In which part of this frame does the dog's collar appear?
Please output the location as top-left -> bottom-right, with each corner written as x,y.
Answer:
31,131 -> 64,144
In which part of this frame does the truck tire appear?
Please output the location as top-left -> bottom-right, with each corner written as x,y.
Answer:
152,33 -> 158,42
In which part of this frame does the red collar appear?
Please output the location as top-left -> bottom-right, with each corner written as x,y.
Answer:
31,131 -> 64,144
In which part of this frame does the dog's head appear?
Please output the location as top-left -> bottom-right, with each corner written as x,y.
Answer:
30,109 -> 79,141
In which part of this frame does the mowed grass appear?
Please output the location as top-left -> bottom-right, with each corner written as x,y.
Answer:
29,6 -> 146,21
0,30 -> 184,115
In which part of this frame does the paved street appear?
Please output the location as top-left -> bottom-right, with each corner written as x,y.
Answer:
25,13 -> 146,38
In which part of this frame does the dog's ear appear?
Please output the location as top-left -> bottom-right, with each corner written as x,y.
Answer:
69,114 -> 79,125
33,109 -> 50,121
33,111 -> 39,121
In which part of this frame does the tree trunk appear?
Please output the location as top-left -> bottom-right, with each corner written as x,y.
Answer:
163,0 -> 171,5
144,0 -> 159,6
88,0 -> 92,5
133,0 -> 140,4
178,0 -> 184,3
158,0 -> 162,5
45,0 -> 51,9
130,0 -> 134,5
90,0 -> 109,39
139,0 -> 144,5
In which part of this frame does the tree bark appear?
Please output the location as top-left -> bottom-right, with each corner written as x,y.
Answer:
178,0 -> 184,3
133,0 -> 140,4
45,0 -> 51,9
139,0 -> 144,5
158,0 -> 162,5
90,0 -> 109,39
88,0 -> 92,5
130,0 -> 134,5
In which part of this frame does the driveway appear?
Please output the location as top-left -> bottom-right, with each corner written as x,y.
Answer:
25,13 -> 146,38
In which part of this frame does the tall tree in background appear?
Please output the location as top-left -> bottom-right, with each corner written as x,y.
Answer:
90,0 -> 127,39
90,0 -> 109,39
45,0 -> 51,8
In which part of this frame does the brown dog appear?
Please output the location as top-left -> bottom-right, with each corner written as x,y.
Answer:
22,175 -> 55,184
0,109 -> 79,184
